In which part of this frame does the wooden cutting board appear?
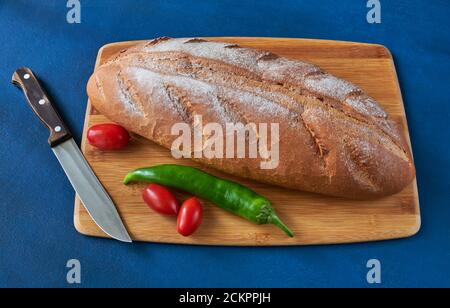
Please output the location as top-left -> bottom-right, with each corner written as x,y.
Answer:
74,37 -> 420,245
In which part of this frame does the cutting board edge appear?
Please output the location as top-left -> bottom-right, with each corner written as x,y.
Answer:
73,201 -> 421,246
96,36 -> 392,47
95,37 -> 393,61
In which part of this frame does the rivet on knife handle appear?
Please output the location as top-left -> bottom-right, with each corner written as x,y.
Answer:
12,67 -> 72,147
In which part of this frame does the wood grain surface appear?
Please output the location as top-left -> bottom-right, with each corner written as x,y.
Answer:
74,37 -> 420,245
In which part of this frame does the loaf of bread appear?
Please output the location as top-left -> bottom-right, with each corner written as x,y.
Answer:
87,37 -> 415,199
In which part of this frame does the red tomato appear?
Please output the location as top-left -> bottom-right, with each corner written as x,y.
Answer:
142,184 -> 180,216
87,123 -> 130,150
177,197 -> 203,236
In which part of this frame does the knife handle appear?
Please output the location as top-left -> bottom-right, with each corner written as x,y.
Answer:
12,67 -> 72,147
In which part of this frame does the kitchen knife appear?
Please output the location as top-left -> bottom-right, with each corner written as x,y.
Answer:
12,67 -> 132,243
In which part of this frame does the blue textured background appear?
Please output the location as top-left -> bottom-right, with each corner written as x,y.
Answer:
1,0 -> 449,288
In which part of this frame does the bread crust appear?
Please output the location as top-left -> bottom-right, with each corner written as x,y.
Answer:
87,37 -> 415,199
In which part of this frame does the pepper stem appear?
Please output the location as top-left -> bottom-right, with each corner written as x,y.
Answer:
269,213 -> 294,237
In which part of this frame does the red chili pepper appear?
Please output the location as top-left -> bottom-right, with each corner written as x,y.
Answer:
142,184 -> 180,216
87,123 -> 130,150
177,197 -> 203,236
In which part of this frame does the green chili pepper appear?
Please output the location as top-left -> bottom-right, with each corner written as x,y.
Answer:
124,164 -> 294,237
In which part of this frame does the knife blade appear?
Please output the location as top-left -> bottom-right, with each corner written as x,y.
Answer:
12,67 -> 132,243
